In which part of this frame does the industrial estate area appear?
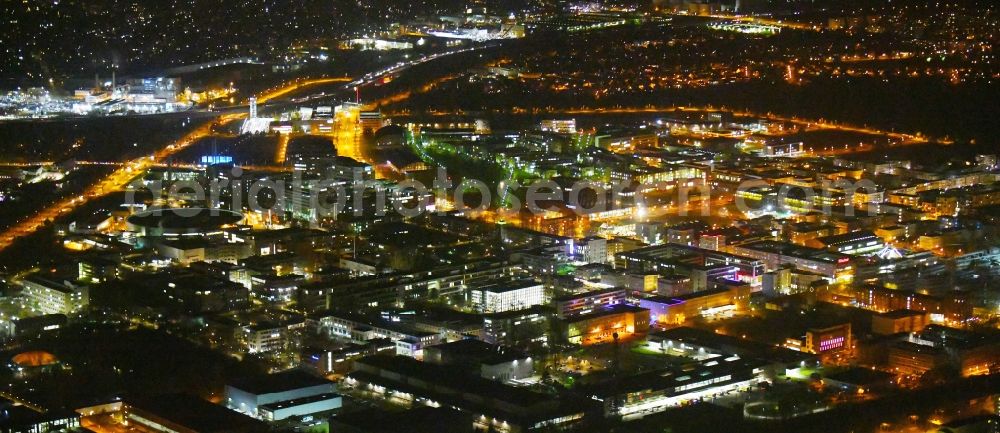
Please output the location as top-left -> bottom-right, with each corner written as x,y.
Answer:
0,0 -> 998,432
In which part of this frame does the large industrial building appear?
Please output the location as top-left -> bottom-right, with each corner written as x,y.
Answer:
344,356 -> 591,433
225,370 -> 340,420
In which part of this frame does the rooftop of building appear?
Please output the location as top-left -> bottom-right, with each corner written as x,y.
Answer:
21,275 -> 75,292
815,230 -> 880,246
914,324 -> 999,349
331,407 -> 473,433
563,304 -> 648,324
875,309 -> 928,319
229,227 -> 328,241
353,355 -> 551,408
640,286 -> 734,306
427,339 -> 528,364
311,310 -> 439,338
249,273 -> 304,283
889,340 -> 945,355
483,304 -> 555,321
330,155 -> 371,168
649,326 -> 813,365
667,221 -> 710,232
472,278 -> 542,294
147,270 -> 243,288
155,237 -> 232,250
787,221 -> 835,232
258,392 -> 341,411
0,405 -> 78,431
228,370 -> 333,396
126,394 -> 268,433
553,287 -> 625,303
582,355 -> 764,397
736,240 -> 850,263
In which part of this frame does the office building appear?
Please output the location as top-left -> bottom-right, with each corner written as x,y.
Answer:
539,119 -> 577,134
639,283 -> 751,326
470,279 -> 546,313
731,240 -> 853,281
872,309 -> 930,335
562,304 -> 650,345
482,305 -> 553,346
20,276 -> 89,315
